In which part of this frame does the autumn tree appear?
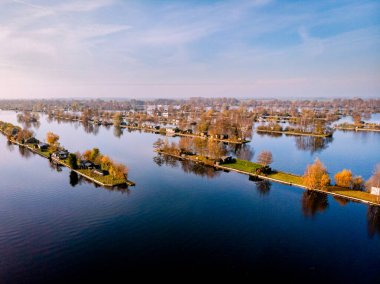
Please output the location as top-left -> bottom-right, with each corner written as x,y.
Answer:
257,151 -> 273,167
303,158 -> 330,190
113,112 -> 123,127
100,155 -> 112,170
109,163 -> 128,179
46,132 -> 60,151
352,176 -> 365,191
334,169 -> 353,188
207,140 -> 226,160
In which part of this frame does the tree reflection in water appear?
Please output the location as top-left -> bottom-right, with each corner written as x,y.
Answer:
229,143 -> 255,161
302,191 -> 329,217
69,171 -> 79,187
83,122 -> 99,136
113,126 -> 123,138
6,140 -> 14,152
49,160 -> 63,172
295,136 -> 333,154
153,154 -> 220,179
367,205 -> 380,238
248,176 -> 271,196
18,146 -> 32,159
333,196 -> 350,206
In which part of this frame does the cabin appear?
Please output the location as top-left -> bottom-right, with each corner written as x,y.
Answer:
52,150 -> 69,160
219,156 -> 233,164
80,160 -> 95,169
38,143 -> 49,151
25,137 -> 39,144
93,169 -> 109,176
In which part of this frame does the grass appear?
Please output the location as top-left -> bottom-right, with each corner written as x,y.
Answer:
328,186 -> 380,204
78,169 -> 126,186
268,171 -> 304,185
223,158 -> 262,173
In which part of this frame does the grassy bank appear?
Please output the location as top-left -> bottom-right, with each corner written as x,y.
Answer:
157,150 -> 379,206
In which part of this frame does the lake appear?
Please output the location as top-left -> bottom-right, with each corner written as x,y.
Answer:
0,110 -> 379,282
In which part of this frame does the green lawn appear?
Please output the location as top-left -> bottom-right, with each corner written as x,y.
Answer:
223,159 -> 262,173
328,186 -> 380,204
268,171 -> 304,185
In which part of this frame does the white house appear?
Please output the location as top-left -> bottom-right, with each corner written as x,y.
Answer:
370,187 -> 380,196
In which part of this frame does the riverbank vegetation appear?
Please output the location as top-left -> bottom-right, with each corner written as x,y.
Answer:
0,121 -> 131,187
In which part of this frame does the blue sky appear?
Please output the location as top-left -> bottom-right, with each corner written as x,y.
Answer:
0,0 -> 379,98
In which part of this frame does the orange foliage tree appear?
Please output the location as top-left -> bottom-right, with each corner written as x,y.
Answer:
303,158 -> 330,190
334,169 -> 353,188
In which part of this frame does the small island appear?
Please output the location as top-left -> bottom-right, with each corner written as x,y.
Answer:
0,120 -> 134,187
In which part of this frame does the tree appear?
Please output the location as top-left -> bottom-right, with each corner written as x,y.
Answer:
109,163 -> 128,179
46,132 -> 60,151
334,169 -> 353,188
207,140 -> 226,160
303,158 -> 330,190
352,176 -> 365,191
68,153 -> 78,169
90,148 -> 100,162
257,150 -> 273,166
113,112 -> 123,127
46,132 -> 59,145
100,155 -> 112,170
82,150 -> 92,161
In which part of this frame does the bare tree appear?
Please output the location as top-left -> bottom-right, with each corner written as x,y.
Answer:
257,150 -> 273,166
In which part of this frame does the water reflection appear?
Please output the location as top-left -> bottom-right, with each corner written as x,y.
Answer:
153,154 -> 220,179
6,140 -> 14,152
301,191 -> 329,217
249,176 -> 271,196
113,126 -> 123,138
333,196 -> 350,206
69,171 -> 79,187
367,205 -> 380,238
229,144 -> 255,161
83,123 -> 100,135
18,145 -> 32,159
294,136 -> 333,154
49,160 -> 63,172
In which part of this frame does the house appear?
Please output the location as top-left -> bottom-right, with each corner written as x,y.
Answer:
370,187 -> 380,196
80,160 -> 95,169
25,137 -> 39,144
93,169 -> 109,176
166,128 -> 176,136
52,150 -> 69,160
38,143 -> 49,151
219,156 -> 233,164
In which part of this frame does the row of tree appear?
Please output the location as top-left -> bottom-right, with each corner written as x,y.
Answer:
303,159 -> 379,192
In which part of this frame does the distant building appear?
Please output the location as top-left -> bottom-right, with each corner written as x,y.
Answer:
370,187 -> 380,196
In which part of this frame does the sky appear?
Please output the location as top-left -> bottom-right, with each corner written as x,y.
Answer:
0,0 -> 379,99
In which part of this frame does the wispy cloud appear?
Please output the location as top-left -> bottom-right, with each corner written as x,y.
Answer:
0,0 -> 379,98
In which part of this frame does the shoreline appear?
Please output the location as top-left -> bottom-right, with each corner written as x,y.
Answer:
256,129 -> 333,138
156,150 -> 380,207
121,125 -> 250,144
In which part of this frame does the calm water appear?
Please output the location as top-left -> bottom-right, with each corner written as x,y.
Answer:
0,111 -> 380,282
